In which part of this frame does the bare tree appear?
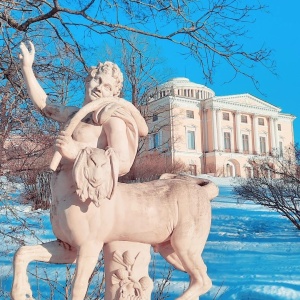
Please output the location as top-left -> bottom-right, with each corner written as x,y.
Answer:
1,0 -> 274,84
234,145 -> 300,230
103,35 -> 179,161
119,36 -> 178,158
0,1 -> 276,297
0,24 -> 83,175
118,36 -> 172,107
0,0 -> 274,176
0,28 -> 81,211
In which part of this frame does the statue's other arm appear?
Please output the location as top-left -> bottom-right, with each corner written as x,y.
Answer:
115,98 -> 148,137
19,41 -> 78,123
103,117 -> 131,176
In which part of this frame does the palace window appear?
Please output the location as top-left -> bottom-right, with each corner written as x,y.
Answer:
226,163 -> 234,177
242,134 -> 249,152
279,141 -> 283,157
149,131 -> 161,149
260,136 -> 266,154
224,132 -> 231,150
189,164 -> 197,176
186,110 -> 194,119
278,124 -> 282,131
152,114 -> 158,121
187,130 -> 195,150
258,118 -> 264,125
223,112 -> 230,121
245,167 -> 253,178
241,115 -> 248,123
153,132 -> 161,148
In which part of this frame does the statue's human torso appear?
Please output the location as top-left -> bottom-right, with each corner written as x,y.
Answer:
50,117 -> 106,246
72,114 -> 107,150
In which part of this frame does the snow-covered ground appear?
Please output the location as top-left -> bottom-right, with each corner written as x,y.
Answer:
1,176 -> 300,299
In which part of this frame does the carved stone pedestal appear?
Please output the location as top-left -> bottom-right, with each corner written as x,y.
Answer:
103,241 -> 153,300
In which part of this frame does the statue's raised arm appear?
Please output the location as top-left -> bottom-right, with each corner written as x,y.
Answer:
19,41 -> 47,111
20,42 -> 148,172
19,41 -> 79,123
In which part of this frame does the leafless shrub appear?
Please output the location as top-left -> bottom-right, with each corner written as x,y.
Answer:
18,170 -> 52,210
234,145 -> 300,230
120,152 -> 188,183
150,253 -> 175,300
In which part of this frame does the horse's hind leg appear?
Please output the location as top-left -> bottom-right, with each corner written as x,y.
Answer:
11,240 -> 77,300
155,241 -> 186,272
174,252 -> 211,300
171,211 -> 212,299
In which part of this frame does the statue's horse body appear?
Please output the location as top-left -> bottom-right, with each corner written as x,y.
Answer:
11,147 -> 218,300
11,100 -> 219,300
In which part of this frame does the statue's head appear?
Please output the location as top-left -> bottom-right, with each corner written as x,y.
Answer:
85,61 -> 123,102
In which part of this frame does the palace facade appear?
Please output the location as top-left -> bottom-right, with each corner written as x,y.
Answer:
142,77 -> 296,177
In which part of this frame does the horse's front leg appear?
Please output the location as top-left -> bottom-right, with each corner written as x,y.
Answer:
71,240 -> 103,300
11,240 -> 77,300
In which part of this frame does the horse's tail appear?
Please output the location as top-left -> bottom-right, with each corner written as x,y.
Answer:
159,173 -> 219,200
199,179 -> 219,200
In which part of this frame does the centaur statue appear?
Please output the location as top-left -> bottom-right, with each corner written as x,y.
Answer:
11,42 -> 218,300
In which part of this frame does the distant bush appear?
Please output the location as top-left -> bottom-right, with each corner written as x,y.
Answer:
234,145 -> 300,230
120,152 -> 189,183
19,169 -> 52,210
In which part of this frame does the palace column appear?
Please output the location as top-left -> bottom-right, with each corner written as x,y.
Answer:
252,114 -> 260,154
203,109 -> 208,152
273,118 -> 279,151
216,109 -> 223,151
212,108 -> 219,151
269,117 -> 276,154
235,111 -> 242,153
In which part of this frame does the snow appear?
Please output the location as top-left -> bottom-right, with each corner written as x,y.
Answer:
1,176 -> 300,299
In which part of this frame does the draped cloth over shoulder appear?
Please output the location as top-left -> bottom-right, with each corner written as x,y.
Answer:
49,97 -> 147,172
92,101 -> 140,176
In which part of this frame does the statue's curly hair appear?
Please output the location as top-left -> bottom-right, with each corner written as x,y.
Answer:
86,61 -> 123,97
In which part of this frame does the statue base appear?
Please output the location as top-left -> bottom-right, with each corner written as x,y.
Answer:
103,241 -> 153,300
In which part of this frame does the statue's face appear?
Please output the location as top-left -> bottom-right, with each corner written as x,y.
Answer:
85,72 -> 117,102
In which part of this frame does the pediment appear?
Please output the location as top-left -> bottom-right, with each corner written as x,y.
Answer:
214,94 -> 280,112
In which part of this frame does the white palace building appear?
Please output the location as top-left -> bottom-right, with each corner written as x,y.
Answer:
142,77 -> 296,177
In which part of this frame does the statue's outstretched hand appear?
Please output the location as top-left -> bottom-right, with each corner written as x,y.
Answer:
19,41 -> 35,69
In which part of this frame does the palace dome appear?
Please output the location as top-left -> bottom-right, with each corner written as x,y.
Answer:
155,77 -> 215,100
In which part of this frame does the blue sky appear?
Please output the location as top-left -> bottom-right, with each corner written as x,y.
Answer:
159,2 -> 300,145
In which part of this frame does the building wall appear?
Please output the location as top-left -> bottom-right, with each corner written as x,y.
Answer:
142,98 -> 171,154
170,102 -> 203,175
143,79 -> 296,177
278,116 -> 295,147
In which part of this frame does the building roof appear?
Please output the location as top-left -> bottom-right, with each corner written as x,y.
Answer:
157,77 -> 215,99
159,77 -> 204,88
153,78 -> 295,119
